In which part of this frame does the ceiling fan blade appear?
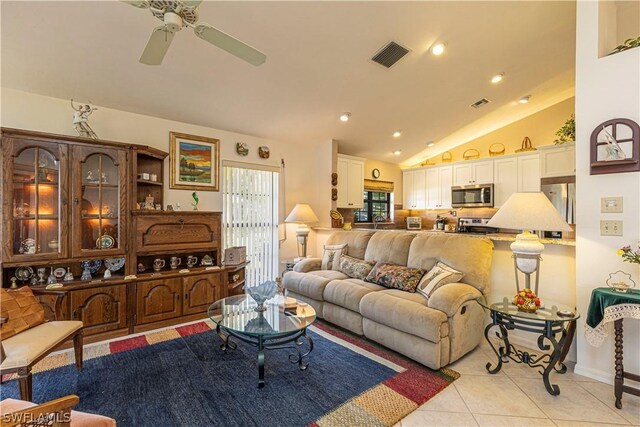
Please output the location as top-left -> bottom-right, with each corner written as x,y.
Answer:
140,26 -> 175,65
194,24 -> 266,66
121,0 -> 150,8
181,0 -> 203,7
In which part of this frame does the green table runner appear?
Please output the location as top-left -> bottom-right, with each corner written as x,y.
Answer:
585,287 -> 640,347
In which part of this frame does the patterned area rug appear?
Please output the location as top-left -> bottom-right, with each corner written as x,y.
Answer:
1,320 -> 459,426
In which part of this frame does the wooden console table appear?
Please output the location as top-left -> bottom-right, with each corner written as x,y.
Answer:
585,287 -> 640,409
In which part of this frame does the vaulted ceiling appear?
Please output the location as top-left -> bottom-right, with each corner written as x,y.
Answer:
1,1 -> 576,165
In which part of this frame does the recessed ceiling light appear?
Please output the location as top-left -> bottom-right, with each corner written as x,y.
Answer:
518,95 -> 531,104
491,73 -> 504,84
431,43 -> 445,56
393,131 -> 402,138
426,142 -> 435,147
339,112 -> 351,122
393,150 -> 402,155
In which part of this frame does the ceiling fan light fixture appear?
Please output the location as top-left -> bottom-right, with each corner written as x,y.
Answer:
340,113 -> 351,122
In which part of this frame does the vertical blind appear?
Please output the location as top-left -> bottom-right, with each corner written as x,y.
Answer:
222,162 -> 279,287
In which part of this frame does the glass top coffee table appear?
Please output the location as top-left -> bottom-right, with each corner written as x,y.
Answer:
208,294 -> 316,388
478,297 -> 580,396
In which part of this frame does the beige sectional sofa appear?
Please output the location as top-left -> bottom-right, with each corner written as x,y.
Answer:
282,230 -> 494,369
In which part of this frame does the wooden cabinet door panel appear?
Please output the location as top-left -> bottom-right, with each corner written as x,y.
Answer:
70,285 -> 128,335
183,273 -> 222,315
134,212 -> 221,254
136,279 -> 182,324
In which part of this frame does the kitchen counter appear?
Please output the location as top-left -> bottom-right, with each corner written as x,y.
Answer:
312,227 -> 576,247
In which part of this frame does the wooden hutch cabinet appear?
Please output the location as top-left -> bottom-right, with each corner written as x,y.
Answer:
1,128 -> 247,343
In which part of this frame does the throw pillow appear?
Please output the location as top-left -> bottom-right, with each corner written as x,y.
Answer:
416,261 -> 464,299
321,244 -> 347,271
339,255 -> 375,279
0,286 -> 46,339
365,261 -> 425,293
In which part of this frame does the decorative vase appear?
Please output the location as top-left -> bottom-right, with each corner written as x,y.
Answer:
245,281 -> 279,312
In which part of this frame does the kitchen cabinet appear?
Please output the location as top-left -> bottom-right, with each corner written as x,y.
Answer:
402,169 -> 426,209
136,278 -> 182,325
70,284 -> 128,336
453,160 -> 493,186
182,273 -> 222,315
539,144 -> 575,178
426,166 -> 453,209
336,154 -> 364,208
493,154 -> 540,207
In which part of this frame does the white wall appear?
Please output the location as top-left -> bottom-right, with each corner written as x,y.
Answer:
575,1 -> 640,383
1,88 -> 332,263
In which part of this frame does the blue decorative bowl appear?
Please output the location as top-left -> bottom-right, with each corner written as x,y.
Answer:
245,281 -> 279,312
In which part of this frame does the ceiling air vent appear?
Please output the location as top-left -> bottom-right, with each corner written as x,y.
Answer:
371,41 -> 410,69
470,98 -> 491,109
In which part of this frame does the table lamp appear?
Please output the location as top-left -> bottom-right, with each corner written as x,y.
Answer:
486,192 -> 572,295
285,204 -> 319,261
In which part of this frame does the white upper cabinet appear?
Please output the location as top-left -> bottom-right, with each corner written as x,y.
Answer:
539,144 -> 575,178
426,166 -> 453,209
453,160 -> 494,186
492,153 -> 540,207
402,169 -> 426,209
336,154 -> 364,208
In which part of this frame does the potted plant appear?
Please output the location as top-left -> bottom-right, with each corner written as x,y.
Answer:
611,36 -> 640,55
553,115 -> 575,145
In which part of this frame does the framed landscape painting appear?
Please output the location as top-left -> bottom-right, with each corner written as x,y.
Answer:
169,132 -> 220,191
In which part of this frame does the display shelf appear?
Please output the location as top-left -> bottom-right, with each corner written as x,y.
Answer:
137,180 -> 163,186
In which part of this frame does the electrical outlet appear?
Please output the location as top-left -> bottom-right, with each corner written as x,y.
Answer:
601,197 -> 623,213
600,220 -> 623,236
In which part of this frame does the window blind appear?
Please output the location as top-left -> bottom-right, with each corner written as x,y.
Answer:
222,163 -> 279,287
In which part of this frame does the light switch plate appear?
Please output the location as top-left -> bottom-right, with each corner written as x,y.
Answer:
601,197 -> 623,213
600,220 -> 623,236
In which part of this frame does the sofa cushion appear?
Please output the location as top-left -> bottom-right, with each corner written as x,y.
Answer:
339,255 -> 375,279
407,234 -> 493,294
364,262 -> 425,293
321,244 -> 347,270
364,232 -> 416,266
377,289 -> 429,306
360,292 -> 448,342
323,279 -> 384,313
1,287 -> 46,339
326,231 -> 374,259
282,270 -> 347,301
416,261 -> 464,299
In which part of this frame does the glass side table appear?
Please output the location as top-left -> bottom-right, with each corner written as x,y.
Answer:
478,297 -> 580,396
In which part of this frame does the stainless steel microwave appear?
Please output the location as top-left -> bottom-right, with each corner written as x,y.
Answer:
451,184 -> 494,208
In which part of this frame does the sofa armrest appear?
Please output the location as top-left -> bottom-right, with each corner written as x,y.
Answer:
293,258 -> 322,273
427,282 -> 483,317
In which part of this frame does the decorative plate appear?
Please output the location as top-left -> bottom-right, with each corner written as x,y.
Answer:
15,266 -> 34,282
53,267 -> 67,278
105,257 -> 125,272
96,234 -> 115,250
81,260 -> 102,274
20,238 -> 37,254
236,142 -> 249,156
258,146 -> 270,159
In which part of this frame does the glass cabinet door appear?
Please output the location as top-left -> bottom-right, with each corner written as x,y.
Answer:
3,140 -> 68,261
71,146 -> 127,257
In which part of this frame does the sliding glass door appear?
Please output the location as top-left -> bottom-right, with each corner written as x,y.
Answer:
222,163 -> 279,287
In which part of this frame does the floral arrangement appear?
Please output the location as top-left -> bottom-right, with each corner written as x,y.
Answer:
617,245 -> 640,264
514,288 -> 541,313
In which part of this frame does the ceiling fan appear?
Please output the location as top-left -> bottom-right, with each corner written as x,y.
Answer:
122,0 -> 266,66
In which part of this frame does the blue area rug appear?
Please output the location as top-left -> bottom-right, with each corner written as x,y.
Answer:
1,322 -> 458,426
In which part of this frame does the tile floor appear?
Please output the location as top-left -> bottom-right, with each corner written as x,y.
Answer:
398,339 -> 640,427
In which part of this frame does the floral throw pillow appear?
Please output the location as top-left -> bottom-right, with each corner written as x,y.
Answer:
339,255 -> 375,279
416,261 -> 464,299
321,244 -> 348,271
365,261 -> 425,293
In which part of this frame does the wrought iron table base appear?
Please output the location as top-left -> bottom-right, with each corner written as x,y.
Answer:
216,324 -> 314,388
484,311 -> 575,396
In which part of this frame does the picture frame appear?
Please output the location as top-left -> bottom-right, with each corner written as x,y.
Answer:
170,132 -> 220,191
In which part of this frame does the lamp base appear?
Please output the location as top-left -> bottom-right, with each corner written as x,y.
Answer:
511,231 -> 543,295
296,224 -> 310,258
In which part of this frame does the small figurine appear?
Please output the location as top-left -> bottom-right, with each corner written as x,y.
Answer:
47,267 -> 58,285
9,277 -> 18,289
101,172 -> 109,184
175,203 -> 181,211
103,269 -> 112,279
86,171 -> 95,182
81,266 -> 92,281
71,99 -> 98,139
37,268 -> 46,285
63,267 -> 74,282
191,192 -> 199,211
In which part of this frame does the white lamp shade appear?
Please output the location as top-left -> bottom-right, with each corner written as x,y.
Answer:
285,204 -> 319,224
487,192 -> 572,232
